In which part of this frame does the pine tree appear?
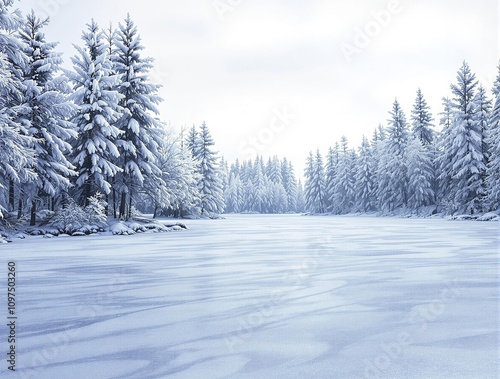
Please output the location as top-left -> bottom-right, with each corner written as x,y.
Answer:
486,64 -> 500,210
281,159 -> 297,212
334,137 -> 355,214
473,85 -> 491,210
407,137 -> 434,213
19,11 -> 77,225
441,62 -> 486,214
436,97 -> 454,207
145,128 -> 201,218
296,179 -> 306,213
355,136 -> 375,212
324,144 -> 339,213
195,122 -> 225,215
112,15 -> 163,219
0,0 -> 33,217
0,52 -> 35,218
379,99 -> 409,211
304,150 -> 326,213
225,173 -> 244,213
69,19 -> 123,206
411,88 -> 435,145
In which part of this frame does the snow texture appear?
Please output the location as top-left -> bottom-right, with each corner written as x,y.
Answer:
1,214 -> 498,379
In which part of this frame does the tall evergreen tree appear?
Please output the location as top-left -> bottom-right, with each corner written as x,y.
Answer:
324,144 -> 339,213
112,15 -> 163,219
355,136 -> 375,212
19,11 -> 77,225
0,52 -> 35,218
486,64 -> 500,210
440,62 -> 485,214
195,122 -> 225,215
282,159 -> 297,212
0,0 -> 33,217
69,19 -> 123,206
407,137 -> 434,212
334,137 -> 355,214
296,179 -> 306,213
411,88 -> 434,145
304,150 -> 326,213
379,99 -> 410,211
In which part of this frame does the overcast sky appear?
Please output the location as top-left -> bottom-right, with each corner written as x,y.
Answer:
16,0 -> 500,174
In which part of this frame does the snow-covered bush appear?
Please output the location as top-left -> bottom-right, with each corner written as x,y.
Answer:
85,193 -> 107,226
49,200 -> 87,234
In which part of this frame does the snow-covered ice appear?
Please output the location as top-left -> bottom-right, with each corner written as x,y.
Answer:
1,214 -> 498,378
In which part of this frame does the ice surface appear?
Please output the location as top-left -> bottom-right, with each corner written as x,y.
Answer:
1,215 -> 498,378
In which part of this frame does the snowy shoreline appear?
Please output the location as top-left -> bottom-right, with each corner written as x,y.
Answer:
2,210 -> 498,244
0,218 -> 188,244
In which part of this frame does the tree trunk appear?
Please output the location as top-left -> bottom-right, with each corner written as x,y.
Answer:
30,200 -> 37,226
119,192 -> 127,220
128,192 -> 133,220
9,180 -> 15,212
17,197 -> 23,220
113,188 -> 117,219
83,177 -> 91,207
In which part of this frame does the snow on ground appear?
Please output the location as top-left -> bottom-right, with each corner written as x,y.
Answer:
1,214 -> 498,379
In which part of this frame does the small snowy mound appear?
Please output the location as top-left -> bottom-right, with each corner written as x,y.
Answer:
110,222 -> 135,236
110,220 -> 183,235
477,212 -> 500,221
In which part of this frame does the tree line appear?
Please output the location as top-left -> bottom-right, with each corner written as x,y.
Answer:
0,2 -> 226,226
303,61 -> 500,216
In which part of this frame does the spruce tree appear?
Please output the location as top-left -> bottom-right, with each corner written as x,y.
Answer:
112,15 -> 164,219
441,62 -> 486,214
69,19 -> 123,206
19,12 -> 77,225
381,99 -> 409,211
195,122 -> 225,215
411,88 -> 434,145
355,136 -> 375,212
486,64 -> 500,210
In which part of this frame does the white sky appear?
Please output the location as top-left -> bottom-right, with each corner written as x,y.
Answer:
16,0 -> 500,175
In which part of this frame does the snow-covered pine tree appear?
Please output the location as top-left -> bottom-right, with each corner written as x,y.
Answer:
442,62 -> 486,214
303,151 -> 315,213
19,11 -> 77,225
296,179 -> 306,213
304,150 -> 326,213
436,97 -> 454,208
186,125 -> 198,158
334,136 -> 355,214
225,172 -> 244,213
112,15 -> 164,219
379,99 -> 409,212
486,64 -> 500,210
472,85 -> 491,210
195,122 -> 225,216
406,137 -> 435,213
410,88 -> 438,206
281,158 -> 297,212
0,0 -> 34,217
0,52 -> 35,218
220,157 -> 229,196
143,127 -> 201,218
411,88 -> 435,145
355,136 -> 375,212
324,144 -> 339,213
69,19 -> 123,207
370,125 -> 385,210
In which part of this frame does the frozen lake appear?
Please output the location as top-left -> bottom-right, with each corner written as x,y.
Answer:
2,214 -> 499,378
